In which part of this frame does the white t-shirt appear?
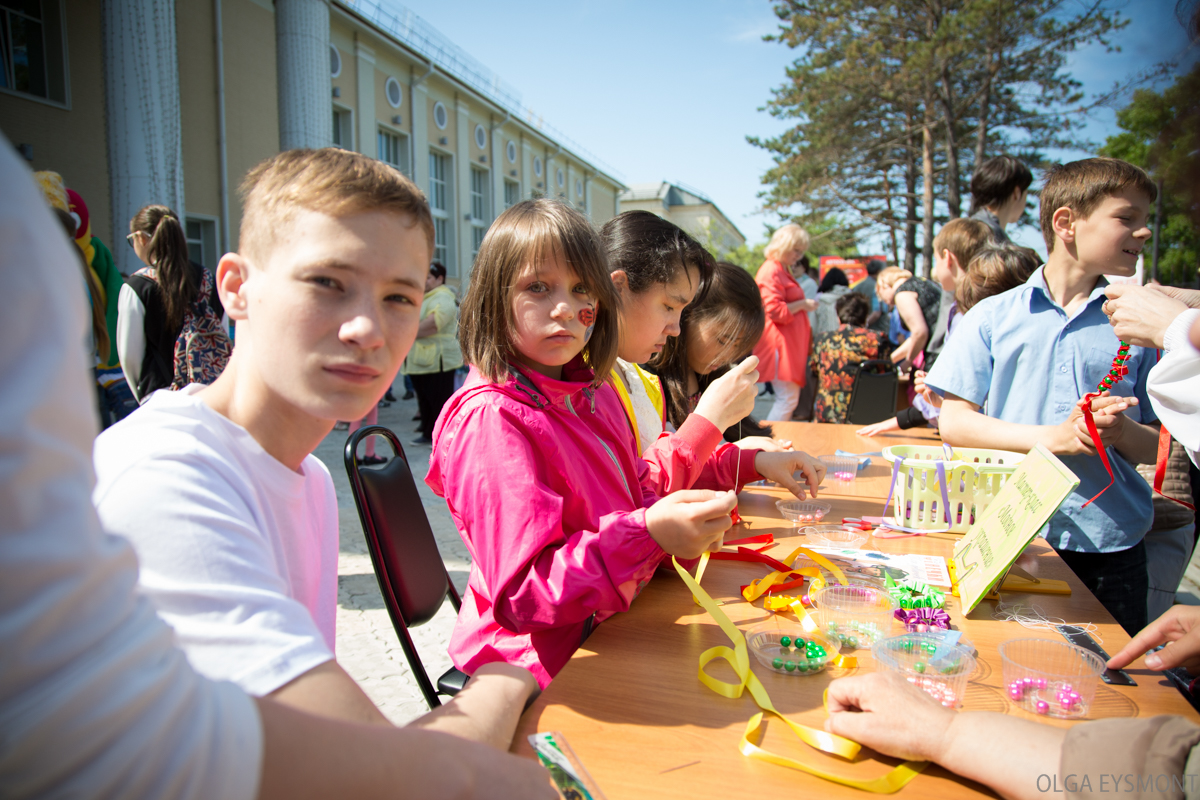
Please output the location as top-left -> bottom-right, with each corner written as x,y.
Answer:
0,135 -> 260,799
94,385 -> 340,697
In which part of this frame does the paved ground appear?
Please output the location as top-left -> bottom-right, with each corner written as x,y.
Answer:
320,386 -> 1200,724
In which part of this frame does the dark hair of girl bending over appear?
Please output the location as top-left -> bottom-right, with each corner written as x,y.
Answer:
649,261 -> 768,439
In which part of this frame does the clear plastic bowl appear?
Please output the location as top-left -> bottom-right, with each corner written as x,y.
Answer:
776,499 -> 832,527
820,455 -> 859,482
998,638 -> 1104,719
803,525 -> 869,550
810,584 -> 897,649
874,633 -> 976,708
747,622 -> 840,676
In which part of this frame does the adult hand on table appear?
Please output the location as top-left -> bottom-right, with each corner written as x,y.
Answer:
645,490 -> 735,559
1103,284 -> 1190,349
693,356 -> 759,432
752,450 -> 824,498
825,672 -> 954,762
1108,604 -> 1200,674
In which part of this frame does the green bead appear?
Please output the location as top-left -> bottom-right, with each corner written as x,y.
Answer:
847,637 -> 859,649
903,640 -> 914,653
784,661 -> 796,672
914,662 -> 926,674
797,662 -> 809,673
773,657 -> 783,669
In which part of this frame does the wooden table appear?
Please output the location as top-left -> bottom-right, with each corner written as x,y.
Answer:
513,425 -> 1199,798
770,421 -> 942,499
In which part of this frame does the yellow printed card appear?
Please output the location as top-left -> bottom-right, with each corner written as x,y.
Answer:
952,444 -> 1080,614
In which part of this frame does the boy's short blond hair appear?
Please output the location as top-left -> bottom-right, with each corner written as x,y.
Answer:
932,217 -> 992,268
1039,157 -> 1157,253
459,198 -> 620,387
238,148 -> 435,264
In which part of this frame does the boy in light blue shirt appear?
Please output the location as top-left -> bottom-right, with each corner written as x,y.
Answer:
926,158 -> 1160,634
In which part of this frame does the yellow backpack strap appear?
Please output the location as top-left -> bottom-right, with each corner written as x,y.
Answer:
608,368 -> 641,454
633,364 -> 666,427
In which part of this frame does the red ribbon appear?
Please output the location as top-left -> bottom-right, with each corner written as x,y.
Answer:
1078,391 -> 1115,508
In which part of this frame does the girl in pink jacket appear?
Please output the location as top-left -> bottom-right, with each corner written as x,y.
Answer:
427,199 -> 737,688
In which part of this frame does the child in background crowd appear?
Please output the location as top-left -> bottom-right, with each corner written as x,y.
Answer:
927,157 -> 1161,634
857,218 -> 991,436
427,199 -> 747,688
600,213 -> 821,496
810,293 -> 884,424
119,204 -> 232,403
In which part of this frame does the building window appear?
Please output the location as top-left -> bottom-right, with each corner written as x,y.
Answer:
0,0 -> 67,104
533,156 -> 542,177
506,140 -> 517,164
470,166 -> 489,262
332,106 -> 352,148
575,178 -> 583,198
474,124 -> 487,149
504,179 -> 520,209
469,166 -> 488,221
330,45 -> 341,77
556,168 -> 565,190
185,216 -> 219,272
384,76 -> 402,108
378,127 -> 410,175
429,150 -> 452,269
433,101 -> 448,129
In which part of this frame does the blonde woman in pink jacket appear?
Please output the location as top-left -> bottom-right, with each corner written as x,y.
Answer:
751,224 -> 819,421
427,200 -> 739,688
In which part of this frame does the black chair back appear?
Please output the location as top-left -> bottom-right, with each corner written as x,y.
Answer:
344,425 -> 466,708
847,359 -> 899,425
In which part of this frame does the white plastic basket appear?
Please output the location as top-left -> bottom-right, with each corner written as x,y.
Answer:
880,445 -> 1025,534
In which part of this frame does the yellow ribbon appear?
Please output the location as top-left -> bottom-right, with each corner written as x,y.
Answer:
741,545 -> 850,604
673,557 -> 926,792
692,551 -> 711,605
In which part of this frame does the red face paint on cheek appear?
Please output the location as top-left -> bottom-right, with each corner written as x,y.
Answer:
578,306 -> 596,327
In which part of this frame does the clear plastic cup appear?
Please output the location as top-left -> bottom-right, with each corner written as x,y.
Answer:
874,633 -> 976,708
998,638 -> 1104,719
810,583 -> 897,649
803,525 -> 869,550
776,499 -> 832,528
747,622 -> 840,676
820,455 -> 859,482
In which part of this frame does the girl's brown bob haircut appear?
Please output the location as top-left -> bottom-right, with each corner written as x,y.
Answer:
459,198 -> 620,386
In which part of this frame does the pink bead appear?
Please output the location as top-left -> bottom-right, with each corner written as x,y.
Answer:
1035,700 -> 1049,715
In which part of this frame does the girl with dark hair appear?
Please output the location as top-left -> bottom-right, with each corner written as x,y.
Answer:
600,215 -> 820,496
648,261 -> 772,437
118,205 -> 231,403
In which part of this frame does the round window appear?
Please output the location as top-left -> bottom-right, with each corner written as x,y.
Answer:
474,124 -> 487,149
533,157 -> 543,177
330,45 -> 342,78
433,101 -> 448,130
556,168 -> 564,189
575,179 -> 583,198
506,140 -> 517,164
385,76 -> 402,109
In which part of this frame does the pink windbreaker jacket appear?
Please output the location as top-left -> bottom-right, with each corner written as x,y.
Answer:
641,414 -> 761,495
426,357 -> 667,688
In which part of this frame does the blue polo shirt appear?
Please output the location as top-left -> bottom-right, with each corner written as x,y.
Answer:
924,266 -> 1155,553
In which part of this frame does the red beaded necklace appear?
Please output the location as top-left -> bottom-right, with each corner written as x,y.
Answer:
1078,341 -> 1194,509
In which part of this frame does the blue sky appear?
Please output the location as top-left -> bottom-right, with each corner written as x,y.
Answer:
406,0 -> 1196,257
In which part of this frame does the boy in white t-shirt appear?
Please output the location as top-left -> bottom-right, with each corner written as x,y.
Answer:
94,148 -> 538,740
